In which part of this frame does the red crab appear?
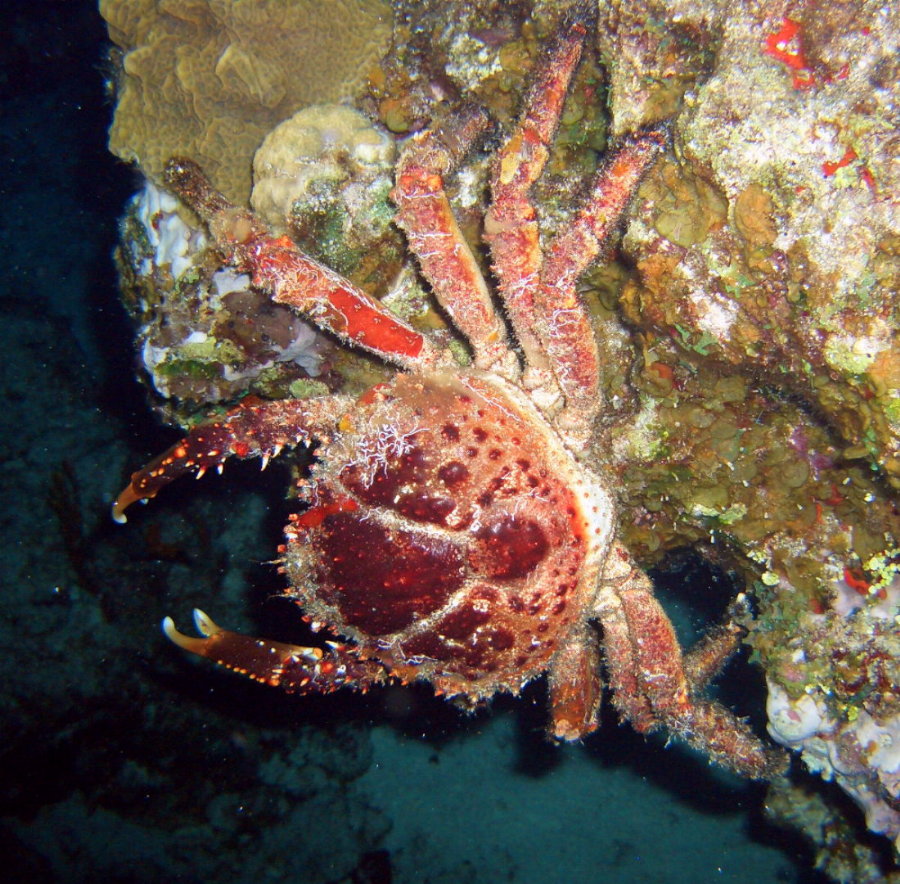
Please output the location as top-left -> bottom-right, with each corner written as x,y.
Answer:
115,9 -> 785,779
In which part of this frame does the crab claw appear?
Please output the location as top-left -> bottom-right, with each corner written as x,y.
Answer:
163,609 -> 384,694
112,422 -> 238,524
113,397 -> 353,523
163,609 -> 322,685
111,483 -> 144,524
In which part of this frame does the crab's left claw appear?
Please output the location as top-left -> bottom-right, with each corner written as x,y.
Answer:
112,430 -> 233,524
163,609 -> 385,694
112,396 -> 354,524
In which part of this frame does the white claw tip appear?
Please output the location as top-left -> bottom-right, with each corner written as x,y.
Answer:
163,612 -> 221,652
163,614 -> 206,652
111,504 -> 127,525
192,608 -> 221,637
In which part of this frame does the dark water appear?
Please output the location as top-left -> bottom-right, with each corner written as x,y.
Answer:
0,2 -> 831,882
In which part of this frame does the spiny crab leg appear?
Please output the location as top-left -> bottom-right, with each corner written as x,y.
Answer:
163,158 -> 443,371
484,7 -> 589,380
595,548 -> 787,779
164,610 -> 385,693
539,125 -> 668,428
682,596 -> 751,688
483,3 -> 668,435
393,105 -> 518,379
548,621 -> 603,741
112,395 -> 352,522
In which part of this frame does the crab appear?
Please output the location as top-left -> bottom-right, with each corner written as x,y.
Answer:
114,9 -> 785,779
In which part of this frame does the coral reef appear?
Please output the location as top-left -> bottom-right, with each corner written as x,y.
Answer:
766,776 -> 900,883
251,104 -> 407,296
764,574 -> 900,853
608,326 -> 899,865
101,0 -> 393,203
583,0 -> 898,868
111,101 -> 415,419
589,0 -> 899,868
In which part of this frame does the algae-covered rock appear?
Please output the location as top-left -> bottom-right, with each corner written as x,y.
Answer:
113,180 -> 326,420
603,0 -> 898,488
590,0 -> 899,863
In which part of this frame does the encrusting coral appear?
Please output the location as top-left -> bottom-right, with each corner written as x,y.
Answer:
251,105 -> 407,296
587,0 -> 899,866
101,0 -> 392,203
114,176 -> 327,414
604,0 -> 899,490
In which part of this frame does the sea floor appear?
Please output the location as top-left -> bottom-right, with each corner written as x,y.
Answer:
362,711 -> 800,883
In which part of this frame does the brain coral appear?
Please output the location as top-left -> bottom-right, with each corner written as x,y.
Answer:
101,0 -> 392,204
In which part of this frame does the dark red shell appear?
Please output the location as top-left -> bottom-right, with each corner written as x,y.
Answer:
282,373 -> 600,697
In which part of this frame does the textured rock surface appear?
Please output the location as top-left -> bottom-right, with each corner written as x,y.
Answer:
603,0 -> 898,488
114,180 -> 326,418
587,0 -> 899,868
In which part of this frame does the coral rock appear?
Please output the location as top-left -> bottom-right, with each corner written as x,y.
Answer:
101,0 -> 393,203
602,0 -> 899,488
251,105 -> 395,233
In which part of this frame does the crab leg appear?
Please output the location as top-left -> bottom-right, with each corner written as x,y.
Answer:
682,595 -> 751,688
113,395 -> 352,522
163,158 -> 442,371
484,8 -> 588,383
393,106 -> 517,378
539,126 -> 668,427
596,547 -> 787,779
483,6 -> 668,434
164,609 -> 385,693
548,621 -> 604,740
592,577 -> 656,733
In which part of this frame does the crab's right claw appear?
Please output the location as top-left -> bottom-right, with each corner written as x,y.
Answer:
162,609 -> 325,688
161,609 -> 384,695
112,397 -> 352,524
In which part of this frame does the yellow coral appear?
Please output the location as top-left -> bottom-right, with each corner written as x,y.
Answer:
250,105 -> 395,231
101,0 -> 392,204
